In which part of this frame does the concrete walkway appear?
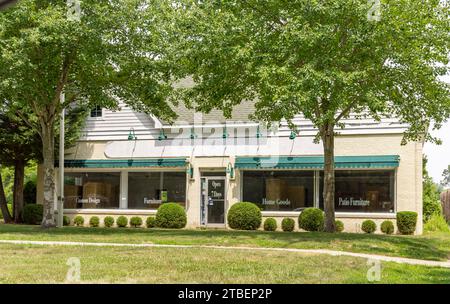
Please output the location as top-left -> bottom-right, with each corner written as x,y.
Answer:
1,239 -> 450,268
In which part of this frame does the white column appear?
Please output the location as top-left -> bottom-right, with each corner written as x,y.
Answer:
120,171 -> 128,209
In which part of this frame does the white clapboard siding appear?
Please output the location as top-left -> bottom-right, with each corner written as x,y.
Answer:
80,104 -> 409,141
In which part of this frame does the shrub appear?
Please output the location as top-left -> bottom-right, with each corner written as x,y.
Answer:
298,208 -> 324,232
361,220 -> 376,233
89,216 -> 100,227
23,180 -> 37,205
117,216 -> 128,228
63,216 -> 71,226
380,220 -> 394,235
130,216 -> 143,228
335,220 -> 344,233
227,202 -> 262,230
156,203 -> 187,229
424,214 -> 450,233
104,216 -> 115,228
397,211 -> 418,235
263,218 -> 277,231
22,204 -> 43,225
423,197 -> 442,222
281,218 -> 295,232
73,215 -> 84,227
146,216 -> 156,228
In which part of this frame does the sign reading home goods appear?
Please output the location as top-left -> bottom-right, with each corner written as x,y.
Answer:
262,198 -> 291,206
338,197 -> 370,207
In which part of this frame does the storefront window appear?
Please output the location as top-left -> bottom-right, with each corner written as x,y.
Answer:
64,172 -> 120,209
242,171 -> 314,211
128,172 -> 186,209
319,170 -> 395,213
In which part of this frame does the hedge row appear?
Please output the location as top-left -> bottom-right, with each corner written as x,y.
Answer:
18,202 -> 418,235
64,203 -> 187,229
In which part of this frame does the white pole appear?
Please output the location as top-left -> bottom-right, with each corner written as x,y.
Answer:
57,92 -> 65,228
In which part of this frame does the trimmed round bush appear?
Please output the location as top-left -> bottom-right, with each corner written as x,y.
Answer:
281,218 -> 295,232
22,204 -> 43,225
73,215 -> 84,227
117,216 -> 128,228
104,216 -> 114,228
381,220 -> 395,235
335,220 -> 344,233
298,208 -> 324,232
146,216 -> 156,228
227,202 -> 262,230
263,218 -> 277,231
397,211 -> 418,235
63,216 -> 71,226
89,216 -> 100,227
361,220 -> 377,234
130,216 -> 143,228
156,203 -> 187,229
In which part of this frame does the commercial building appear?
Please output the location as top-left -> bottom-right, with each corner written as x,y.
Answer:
37,101 -> 423,233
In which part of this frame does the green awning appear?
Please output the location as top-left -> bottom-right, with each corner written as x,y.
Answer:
59,158 -> 187,169
235,155 -> 399,169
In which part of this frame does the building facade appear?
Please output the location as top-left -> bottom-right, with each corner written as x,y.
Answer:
37,102 -> 424,234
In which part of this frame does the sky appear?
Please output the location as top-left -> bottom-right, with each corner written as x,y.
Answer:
422,75 -> 450,185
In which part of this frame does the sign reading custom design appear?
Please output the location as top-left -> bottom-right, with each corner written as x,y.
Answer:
76,197 -> 101,205
338,197 -> 370,207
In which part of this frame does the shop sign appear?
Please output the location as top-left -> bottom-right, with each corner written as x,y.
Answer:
338,197 -> 370,207
76,197 -> 101,205
144,198 -> 162,205
262,198 -> 291,206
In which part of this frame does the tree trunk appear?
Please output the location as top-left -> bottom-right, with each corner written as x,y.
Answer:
0,170 -> 13,223
13,159 -> 25,223
41,125 -> 56,228
322,124 -> 336,232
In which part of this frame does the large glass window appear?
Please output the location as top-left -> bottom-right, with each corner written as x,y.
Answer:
242,171 -> 314,211
64,172 -> 120,209
128,172 -> 186,209
319,170 -> 395,213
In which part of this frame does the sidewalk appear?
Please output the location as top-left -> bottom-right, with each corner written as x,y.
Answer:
1,239 -> 449,268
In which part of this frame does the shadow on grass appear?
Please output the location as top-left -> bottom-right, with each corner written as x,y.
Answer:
0,224 -> 448,261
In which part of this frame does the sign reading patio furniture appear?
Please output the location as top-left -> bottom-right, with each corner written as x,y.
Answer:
338,197 -> 371,207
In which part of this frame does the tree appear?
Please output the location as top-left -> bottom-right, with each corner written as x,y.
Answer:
0,102 -> 87,223
0,0 -> 178,227
171,0 -> 450,231
441,166 -> 450,189
423,156 -> 442,222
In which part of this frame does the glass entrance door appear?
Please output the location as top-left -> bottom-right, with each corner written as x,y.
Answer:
201,177 -> 226,225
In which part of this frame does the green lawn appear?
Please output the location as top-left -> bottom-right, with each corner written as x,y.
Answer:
0,244 -> 449,284
1,224 -> 450,261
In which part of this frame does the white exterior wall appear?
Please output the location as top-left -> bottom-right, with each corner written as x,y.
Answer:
38,105 -> 423,234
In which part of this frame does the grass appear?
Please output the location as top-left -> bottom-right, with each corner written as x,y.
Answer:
1,224 -> 450,261
1,244 -> 450,284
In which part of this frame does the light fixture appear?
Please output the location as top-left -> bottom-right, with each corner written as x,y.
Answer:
222,126 -> 228,139
190,127 -> 197,139
226,163 -> 235,180
158,129 -> 167,141
128,128 -> 137,140
289,131 -> 297,140
186,162 -> 194,179
256,125 -> 262,138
